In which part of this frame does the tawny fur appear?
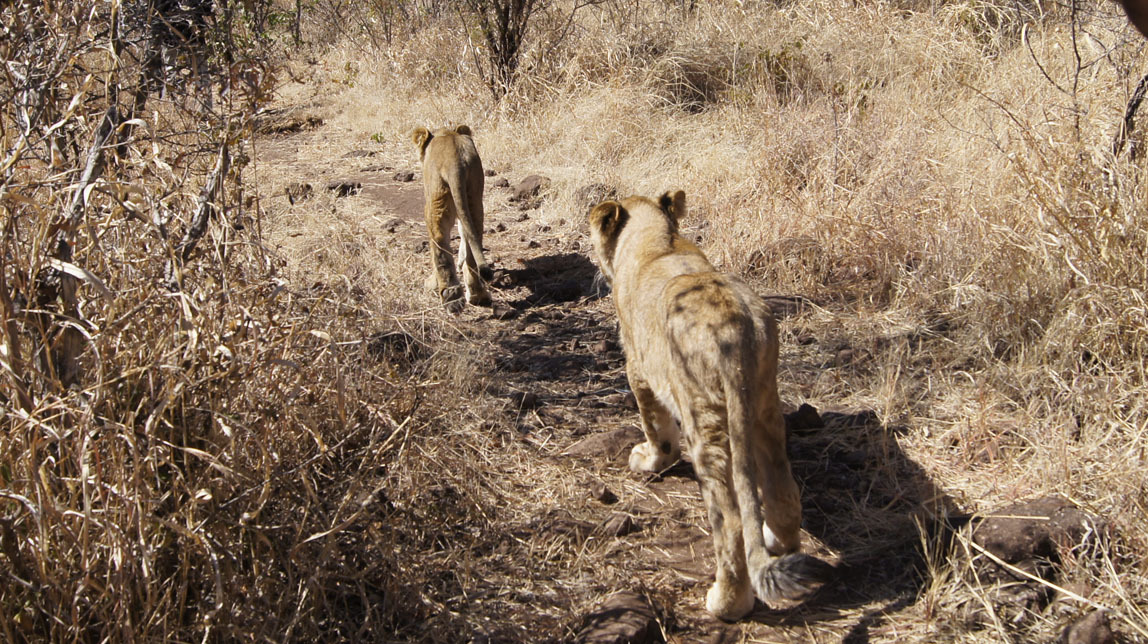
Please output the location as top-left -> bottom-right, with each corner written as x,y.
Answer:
588,190 -> 833,621
410,124 -> 492,312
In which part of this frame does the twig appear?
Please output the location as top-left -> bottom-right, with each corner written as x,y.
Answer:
1112,72 -> 1148,158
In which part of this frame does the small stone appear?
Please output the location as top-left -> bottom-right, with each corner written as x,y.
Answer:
491,304 -> 519,321
563,426 -> 644,459
1059,610 -> 1115,644
785,403 -> 824,432
284,182 -> 312,204
835,348 -> 858,367
590,481 -> 618,505
602,392 -> 637,410
393,170 -> 415,182
511,174 -> 551,202
575,592 -> 661,644
512,391 -> 540,409
492,177 -> 510,188
325,180 -> 362,197
602,513 -> 640,537
591,339 -> 618,354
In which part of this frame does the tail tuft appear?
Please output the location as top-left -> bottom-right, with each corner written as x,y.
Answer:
754,553 -> 835,605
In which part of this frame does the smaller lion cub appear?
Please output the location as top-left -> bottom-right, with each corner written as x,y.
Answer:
588,191 -> 833,621
410,124 -> 493,312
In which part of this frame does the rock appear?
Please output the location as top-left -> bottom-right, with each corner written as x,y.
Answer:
484,168 -> 496,177
393,170 -> 415,182
573,182 -> 618,212
591,339 -> 618,354
511,174 -> 551,202
564,426 -> 643,459
1059,610 -> 1115,644
495,222 -> 507,232
602,512 -> 640,537
601,392 -> 637,410
409,239 -> 428,253
590,480 -> 618,505
575,592 -> 662,644
511,391 -> 541,409
490,304 -> 519,321
834,348 -> 859,367
785,403 -> 824,432
959,496 -> 1110,630
492,177 -> 510,188
284,182 -> 312,204
973,496 -> 1106,566
325,180 -> 362,197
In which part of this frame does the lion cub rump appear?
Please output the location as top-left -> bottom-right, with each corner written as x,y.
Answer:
588,190 -> 831,621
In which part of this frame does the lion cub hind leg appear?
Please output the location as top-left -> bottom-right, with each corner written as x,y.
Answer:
425,194 -> 464,313
755,419 -> 804,556
627,382 -> 682,473
456,221 -> 492,307
691,413 -> 755,621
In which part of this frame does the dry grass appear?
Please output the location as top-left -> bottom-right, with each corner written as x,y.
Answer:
5,0 -> 1148,641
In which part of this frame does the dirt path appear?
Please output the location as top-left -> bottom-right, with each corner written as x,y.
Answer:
250,103 -> 967,642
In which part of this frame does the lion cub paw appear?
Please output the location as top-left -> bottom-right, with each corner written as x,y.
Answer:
441,285 -> 465,313
705,579 -> 755,622
629,441 -> 676,473
467,288 -> 492,307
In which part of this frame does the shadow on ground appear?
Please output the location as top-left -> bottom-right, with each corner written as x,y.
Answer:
752,407 -> 965,642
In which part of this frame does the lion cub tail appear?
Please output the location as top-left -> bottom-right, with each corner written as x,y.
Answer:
754,552 -> 835,604
723,340 -> 834,606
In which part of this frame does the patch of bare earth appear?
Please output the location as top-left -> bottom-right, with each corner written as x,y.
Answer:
250,97 -> 1129,643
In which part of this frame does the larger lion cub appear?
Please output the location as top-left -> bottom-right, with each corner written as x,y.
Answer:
588,190 -> 832,620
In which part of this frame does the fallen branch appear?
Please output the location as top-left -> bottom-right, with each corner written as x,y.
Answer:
166,142 -> 230,289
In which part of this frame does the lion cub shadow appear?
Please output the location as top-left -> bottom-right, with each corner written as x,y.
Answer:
490,252 -> 604,310
738,404 -> 966,637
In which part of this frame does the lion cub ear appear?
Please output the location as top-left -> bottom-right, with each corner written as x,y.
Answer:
454,124 -> 473,136
410,127 -> 430,148
589,201 -> 629,243
658,190 -> 687,224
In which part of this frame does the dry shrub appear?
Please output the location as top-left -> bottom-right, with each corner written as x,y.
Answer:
0,2 -> 470,640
